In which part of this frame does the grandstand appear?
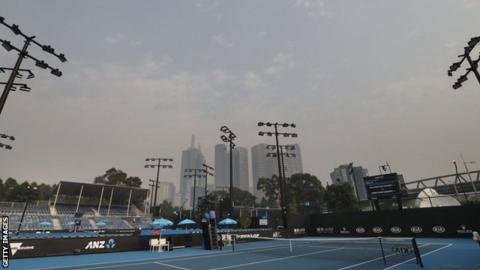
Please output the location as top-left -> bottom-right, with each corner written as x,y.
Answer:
0,181 -> 148,232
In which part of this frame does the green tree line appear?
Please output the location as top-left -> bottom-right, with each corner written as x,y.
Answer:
0,178 -> 55,202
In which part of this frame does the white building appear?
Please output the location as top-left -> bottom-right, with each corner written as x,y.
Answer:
154,181 -> 176,205
330,163 -> 369,201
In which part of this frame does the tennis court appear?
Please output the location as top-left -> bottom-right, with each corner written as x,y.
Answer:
11,237 -> 479,270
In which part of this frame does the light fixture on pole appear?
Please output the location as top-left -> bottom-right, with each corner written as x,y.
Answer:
184,168 -> 207,218
448,36 -> 480,90
144,157 -> 173,210
220,125 -> 236,217
257,122 -> 297,229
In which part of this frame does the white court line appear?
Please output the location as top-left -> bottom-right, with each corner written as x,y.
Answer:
33,244 -> 298,270
335,243 -> 430,270
383,243 -> 453,270
209,247 -> 343,270
154,261 -> 191,270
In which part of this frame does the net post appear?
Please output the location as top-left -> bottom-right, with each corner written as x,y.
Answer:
411,238 -> 423,268
378,237 -> 387,265
289,239 -> 293,253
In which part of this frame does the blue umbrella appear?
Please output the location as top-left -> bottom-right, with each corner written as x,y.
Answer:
96,221 -> 107,227
39,221 -> 52,227
177,219 -> 196,226
218,218 -> 237,225
150,218 -> 173,228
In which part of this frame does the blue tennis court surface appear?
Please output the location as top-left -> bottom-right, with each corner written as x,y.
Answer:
10,238 -> 479,270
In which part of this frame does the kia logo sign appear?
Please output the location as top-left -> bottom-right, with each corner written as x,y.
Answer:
390,226 -> 402,234
432,226 -> 446,233
372,227 -> 383,233
410,226 -> 423,233
355,227 -> 365,234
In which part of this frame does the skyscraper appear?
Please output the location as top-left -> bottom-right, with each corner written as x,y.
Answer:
179,135 -> 206,209
251,143 -> 303,201
155,181 -> 176,205
330,164 -> 369,201
214,144 -> 250,192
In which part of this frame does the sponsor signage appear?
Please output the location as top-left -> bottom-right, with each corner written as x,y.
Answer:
390,226 -> 402,234
410,226 -> 423,233
432,226 -> 446,234
293,228 -> 306,235
355,227 -> 365,234
234,234 -> 260,240
2,216 -> 8,268
9,242 -> 35,256
457,225 -> 472,234
316,227 -> 334,234
372,227 -> 383,234
339,227 -> 350,234
85,238 -> 116,250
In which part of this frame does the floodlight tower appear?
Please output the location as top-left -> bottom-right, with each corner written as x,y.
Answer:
145,158 -> 173,208
448,36 -> 480,90
257,122 -> 297,229
0,16 -> 66,118
0,133 -> 14,150
220,125 -> 236,216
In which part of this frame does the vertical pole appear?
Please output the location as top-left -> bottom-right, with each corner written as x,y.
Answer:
205,171 -> 208,197
0,38 -> 31,117
107,187 -> 114,217
53,182 -> 61,209
97,186 -> 104,214
193,170 -> 197,218
126,189 -> 133,216
378,237 -> 386,265
76,185 -> 84,213
274,124 -> 288,229
460,153 -> 477,192
153,159 -> 161,208
454,161 -> 469,203
229,142 -> 234,216
16,187 -> 31,235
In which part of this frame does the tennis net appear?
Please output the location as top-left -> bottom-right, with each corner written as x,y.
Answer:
232,236 -> 423,267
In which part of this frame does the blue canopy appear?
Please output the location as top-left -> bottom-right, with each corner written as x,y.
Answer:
150,218 -> 174,227
39,221 -> 52,226
218,218 -> 237,225
178,219 -> 196,226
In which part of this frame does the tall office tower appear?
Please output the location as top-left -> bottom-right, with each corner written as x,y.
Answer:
214,144 -> 228,190
330,164 -> 369,201
155,181 -> 176,205
215,144 -> 250,192
233,146 -> 250,192
251,143 -> 303,201
179,135 -> 206,209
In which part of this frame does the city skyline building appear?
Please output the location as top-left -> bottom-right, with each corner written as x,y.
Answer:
329,163 -> 369,201
251,143 -> 303,201
179,135 -> 206,210
214,144 -> 250,192
154,181 -> 176,205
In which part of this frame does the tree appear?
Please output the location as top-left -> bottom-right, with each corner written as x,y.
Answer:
207,188 -> 256,207
0,179 -> 4,199
286,173 -> 325,215
257,176 -> 280,207
94,168 -> 142,187
324,182 -> 359,213
4,178 -> 19,201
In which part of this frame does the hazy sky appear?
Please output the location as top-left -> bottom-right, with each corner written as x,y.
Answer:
1,0 -> 480,190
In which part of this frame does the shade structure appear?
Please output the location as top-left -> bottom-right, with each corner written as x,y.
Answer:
178,219 -> 196,226
218,218 -> 237,225
39,221 -> 52,226
150,218 -> 174,228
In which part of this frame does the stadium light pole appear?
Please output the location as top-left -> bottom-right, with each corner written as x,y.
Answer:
145,158 -> 173,209
16,184 -> 38,235
148,179 -> 156,211
202,163 -> 214,197
452,160 -> 469,203
184,168 -> 206,218
0,133 -> 14,150
0,16 -> 66,119
220,125 -> 236,217
258,122 -> 297,229
448,36 -> 480,90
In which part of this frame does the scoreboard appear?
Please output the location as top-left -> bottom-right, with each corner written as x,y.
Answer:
364,173 -> 401,200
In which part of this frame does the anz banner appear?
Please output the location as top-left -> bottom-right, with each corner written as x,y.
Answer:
310,205 -> 480,238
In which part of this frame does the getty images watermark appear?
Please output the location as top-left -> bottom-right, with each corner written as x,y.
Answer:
2,216 -> 8,268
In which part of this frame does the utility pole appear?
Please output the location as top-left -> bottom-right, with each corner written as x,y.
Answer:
145,158 -> 173,209
220,126 -> 236,217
